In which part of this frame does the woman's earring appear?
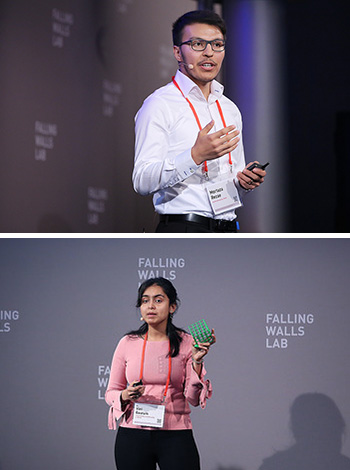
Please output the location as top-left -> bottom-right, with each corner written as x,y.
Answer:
140,317 -> 143,321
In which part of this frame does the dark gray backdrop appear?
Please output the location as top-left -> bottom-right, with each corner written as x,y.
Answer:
0,0 -> 194,233
1,237 -> 350,469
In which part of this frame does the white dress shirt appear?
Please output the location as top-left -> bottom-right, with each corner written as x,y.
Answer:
132,70 -> 246,220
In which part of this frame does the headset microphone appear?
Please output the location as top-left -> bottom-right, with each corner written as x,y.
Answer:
179,61 -> 194,70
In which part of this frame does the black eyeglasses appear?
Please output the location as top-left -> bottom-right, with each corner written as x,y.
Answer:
178,38 -> 226,52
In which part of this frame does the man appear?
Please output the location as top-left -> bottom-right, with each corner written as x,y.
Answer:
132,10 -> 267,233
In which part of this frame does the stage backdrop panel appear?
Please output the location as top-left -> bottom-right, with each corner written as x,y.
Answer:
0,0 -> 192,233
1,238 -> 350,470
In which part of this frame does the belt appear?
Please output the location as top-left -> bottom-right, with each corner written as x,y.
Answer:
159,214 -> 238,232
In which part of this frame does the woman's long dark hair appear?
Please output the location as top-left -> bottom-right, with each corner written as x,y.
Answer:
126,277 -> 187,357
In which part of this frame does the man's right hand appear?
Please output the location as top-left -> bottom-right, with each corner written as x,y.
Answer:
191,120 -> 240,165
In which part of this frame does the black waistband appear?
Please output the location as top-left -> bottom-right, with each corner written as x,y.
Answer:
159,214 -> 238,232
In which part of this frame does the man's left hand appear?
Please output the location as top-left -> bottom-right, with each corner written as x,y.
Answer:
237,161 -> 267,190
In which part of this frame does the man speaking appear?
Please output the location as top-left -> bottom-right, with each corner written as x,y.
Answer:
132,10 -> 267,233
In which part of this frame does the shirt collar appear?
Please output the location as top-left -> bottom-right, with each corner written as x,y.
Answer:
174,70 -> 224,102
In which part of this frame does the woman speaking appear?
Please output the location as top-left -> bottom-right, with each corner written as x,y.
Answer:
105,277 -> 215,470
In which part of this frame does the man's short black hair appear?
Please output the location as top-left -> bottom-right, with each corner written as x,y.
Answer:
172,10 -> 226,46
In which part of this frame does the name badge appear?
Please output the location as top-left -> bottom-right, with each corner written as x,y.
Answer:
133,403 -> 165,428
206,178 -> 242,215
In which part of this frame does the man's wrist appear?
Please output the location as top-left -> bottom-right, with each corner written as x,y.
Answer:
191,147 -> 202,165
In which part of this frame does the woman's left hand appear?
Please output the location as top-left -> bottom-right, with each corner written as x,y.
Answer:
192,329 -> 216,363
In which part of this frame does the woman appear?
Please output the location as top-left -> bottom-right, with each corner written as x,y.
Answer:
105,277 -> 215,470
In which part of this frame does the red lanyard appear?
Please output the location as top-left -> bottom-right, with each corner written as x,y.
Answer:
139,332 -> 172,403
172,76 -> 232,178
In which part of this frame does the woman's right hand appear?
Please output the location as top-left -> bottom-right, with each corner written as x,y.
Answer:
121,380 -> 145,403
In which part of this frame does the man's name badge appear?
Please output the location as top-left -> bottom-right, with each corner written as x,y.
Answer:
206,178 -> 242,215
133,403 -> 165,428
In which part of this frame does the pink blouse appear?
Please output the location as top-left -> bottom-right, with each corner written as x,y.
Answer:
105,333 -> 212,430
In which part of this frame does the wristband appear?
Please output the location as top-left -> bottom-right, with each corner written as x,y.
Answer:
192,357 -> 204,365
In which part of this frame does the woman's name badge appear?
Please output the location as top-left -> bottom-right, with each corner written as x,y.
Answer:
206,178 -> 242,215
133,403 -> 165,428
